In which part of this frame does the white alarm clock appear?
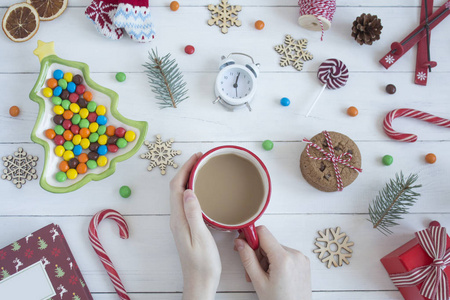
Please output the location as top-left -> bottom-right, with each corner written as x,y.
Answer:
213,53 -> 260,111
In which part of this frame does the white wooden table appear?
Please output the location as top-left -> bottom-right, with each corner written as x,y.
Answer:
1,0 -> 450,299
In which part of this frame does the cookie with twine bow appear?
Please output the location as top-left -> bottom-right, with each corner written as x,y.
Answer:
300,131 -> 362,192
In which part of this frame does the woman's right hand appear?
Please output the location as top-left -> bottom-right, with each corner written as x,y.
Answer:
234,225 -> 312,300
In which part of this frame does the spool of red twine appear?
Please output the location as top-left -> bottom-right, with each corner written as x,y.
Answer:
298,0 -> 337,40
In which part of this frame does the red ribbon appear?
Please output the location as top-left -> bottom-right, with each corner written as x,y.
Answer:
390,226 -> 450,300
302,131 -> 362,191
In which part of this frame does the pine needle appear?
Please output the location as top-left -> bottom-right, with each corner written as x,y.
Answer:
368,172 -> 421,235
143,48 -> 189,108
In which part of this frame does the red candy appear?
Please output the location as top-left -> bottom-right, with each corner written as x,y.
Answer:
62,119 -> 72,130
115,127 -> 126,138
87,112 -> 98,123
71,125 -> 80,135
76,84 -> 86,95
69,93 -> 79,103
107,144 -> 119,153
185,45 -> 195,54
54,135 -> 65,145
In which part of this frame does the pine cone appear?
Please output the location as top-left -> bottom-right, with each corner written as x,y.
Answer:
351,13 -> 383,45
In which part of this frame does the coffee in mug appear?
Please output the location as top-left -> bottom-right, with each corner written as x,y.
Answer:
188,146 -> 271,250
194,153 -> 265,225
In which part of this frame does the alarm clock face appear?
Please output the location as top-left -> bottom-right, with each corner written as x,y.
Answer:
218,67 -> 254,101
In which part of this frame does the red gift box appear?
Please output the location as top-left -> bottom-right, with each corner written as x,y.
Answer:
381,225 -> 450,300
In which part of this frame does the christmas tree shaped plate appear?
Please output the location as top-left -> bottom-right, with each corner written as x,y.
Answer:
29,41 -> 148,193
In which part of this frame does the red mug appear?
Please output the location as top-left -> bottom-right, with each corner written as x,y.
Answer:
188,146 -> 271,250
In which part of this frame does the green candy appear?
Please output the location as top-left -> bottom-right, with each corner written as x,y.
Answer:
79,119 -> 90,128
97,125 -> 107,135
87,101 -> 97,113
262,140 -> 274,151
89,132 -> 99,143
115,72 -> 126,82
58,79 -> 67,89
54,125 -> 64,135
61,99 -> 71,110
116,138 -> 127,149
71,114 -> 81,125
119,185 -> 132,198
52,96 -> 62,106
63,141 -> 74,151
87,160 -> 97,169
55,171 -> 67,182
382,155 -> 393,166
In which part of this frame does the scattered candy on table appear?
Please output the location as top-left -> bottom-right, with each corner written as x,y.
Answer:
425,153 -> 436,164
382,155 -> 393,166
119,185 -> 132,198
280,97 -> 290,106
385,84 -> 396,94
9,106 -> 20,117
262,140 -> 274,151
184,45 -> 195,55
347,106 -> 358,117
255,20 -> 265,30
41,69 -> 136,182
170,1 -> 179,11
115,72 -> 126,82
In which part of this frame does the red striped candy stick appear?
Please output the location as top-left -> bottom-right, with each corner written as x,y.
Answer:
89,209 -> 130,300
383,108 -> 450,142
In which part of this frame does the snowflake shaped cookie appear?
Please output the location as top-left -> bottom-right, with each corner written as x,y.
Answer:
313,227 -> 354,268
274,35 -> 313,71
207,0 -> 242,34
2,148 -> 38,188
140,135 -> 181,175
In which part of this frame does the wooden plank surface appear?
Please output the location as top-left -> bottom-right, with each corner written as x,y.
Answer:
1,0 -> 449,299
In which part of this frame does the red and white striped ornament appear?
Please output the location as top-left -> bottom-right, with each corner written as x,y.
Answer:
89,209 -> 130,300
383,108 -> 450,142
298,0 -> 336,40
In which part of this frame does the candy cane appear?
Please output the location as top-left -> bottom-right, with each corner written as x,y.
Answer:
89,209 -> 130,300
383,108 -> 450,142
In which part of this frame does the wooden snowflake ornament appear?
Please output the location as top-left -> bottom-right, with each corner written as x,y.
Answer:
2,148 -> 38,188
140,135 -> 181,175
274,35 -> 313,71
207,0 -> 242,34
313,227 -> 354,268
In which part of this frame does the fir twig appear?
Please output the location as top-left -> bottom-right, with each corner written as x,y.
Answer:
368,172 -> 421,235
143,48 -> 189,108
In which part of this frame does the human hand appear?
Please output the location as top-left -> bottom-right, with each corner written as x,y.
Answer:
234,226 -> 312,300
170,153 -> 222,300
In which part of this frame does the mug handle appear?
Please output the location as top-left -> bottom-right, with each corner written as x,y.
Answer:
239,223 -> 259,250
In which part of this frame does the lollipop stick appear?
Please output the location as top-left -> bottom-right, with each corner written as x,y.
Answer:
306,83 -> 327,117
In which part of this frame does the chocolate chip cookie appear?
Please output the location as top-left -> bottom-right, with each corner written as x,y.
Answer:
300,131 -> 362,192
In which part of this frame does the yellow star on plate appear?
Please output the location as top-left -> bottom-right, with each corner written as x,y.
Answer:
33,41 -> 56,62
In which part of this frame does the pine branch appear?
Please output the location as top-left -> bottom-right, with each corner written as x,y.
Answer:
143,48 -> 189,108
368,172 -> 421,235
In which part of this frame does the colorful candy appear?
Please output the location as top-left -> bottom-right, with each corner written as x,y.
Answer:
42,70 -> 136,181
119,186 -> 132,198
382,155 -> 393,166
115,72 -> 126,82
262,140 -> 274,151
425,153 -> 436,164
280,97 -> 290,106
347,106 -> 358,117
255,20 -> 265,30
170,1 -> 179,11
185,45 -> 195,55
386,84 -> 396,94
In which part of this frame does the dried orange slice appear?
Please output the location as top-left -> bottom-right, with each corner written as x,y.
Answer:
2,3 -> 40,43
27,0 -> 68,21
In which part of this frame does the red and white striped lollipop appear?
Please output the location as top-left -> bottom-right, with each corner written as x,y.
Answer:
89,209 -> 130,300
306,58 -> 349,116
